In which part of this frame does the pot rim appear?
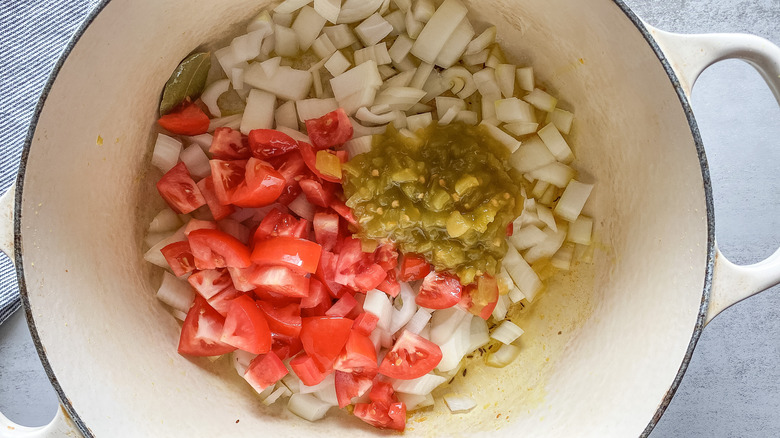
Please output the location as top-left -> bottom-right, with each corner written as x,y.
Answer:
12,1 -> 715,436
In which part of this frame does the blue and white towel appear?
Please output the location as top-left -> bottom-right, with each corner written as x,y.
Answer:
0,0 -> 100,324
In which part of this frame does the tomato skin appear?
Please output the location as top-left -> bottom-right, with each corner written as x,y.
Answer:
300,316 -> 354,371
196,177 -> 235,221
506,222 -> 514,237
353,264 -> 387,293
374,244 -> 398,272
210,127 -> 251,159
248,129 -> 299,158
220,295 -> 272,355
244,351 -> 288,393
415,271 -> 462,309
312,212 -> 339,252
335,371 -> 373,408
376,269 -> 400,298
400,254 -> 431,282
378,330 -> 442,380
230,158 -> 286,208
315,250 -> 347,298
333,330 -> 378,374
158,101 -> 210,135
227,265 -> 259,292
184,218 -> 218,235
271,333 -> 303,361
210,159 -> 247,206
460,275 -> 499,320
301,278 -> 330,309
331,198 -> 357,225
353,402 -> 406,431
352,312 -> 379,336
160,241 -> 196,277
290,353 -> 331,387
251,236 -> 322,274
188,268 -> 232,299
298,141 -> 342,183
257,301 -> 302,338
206,284 -> 243,317
253,208 -> 308,241
305,108 -> 353,150
299,179 -> 333,208
188,229 -> 252,269
325,293 -> 358,318
178,296 -> 237,357
156,162 -> 206,214
249,265 -> 311,298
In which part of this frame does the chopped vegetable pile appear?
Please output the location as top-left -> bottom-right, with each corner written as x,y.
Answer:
144,0 -> 595,432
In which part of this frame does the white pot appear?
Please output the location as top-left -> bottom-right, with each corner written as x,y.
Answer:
2,0 -> 780,437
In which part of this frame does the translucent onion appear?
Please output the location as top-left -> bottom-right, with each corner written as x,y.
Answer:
151,133 -> 182,173
156,272 -> 195,313
179,144 -> 211,179
287,193 -> 316,221
490,320 -> 524,345
486,344 -> 521,368
392,373 -> 447,395
389,282 -> 417,334
443,394 -> 477,413
287,393 -> 332,422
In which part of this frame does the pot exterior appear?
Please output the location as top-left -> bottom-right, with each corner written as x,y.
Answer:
16,0 -> 711,436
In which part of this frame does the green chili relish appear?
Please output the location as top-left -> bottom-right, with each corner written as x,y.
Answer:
342,123 -> 524,284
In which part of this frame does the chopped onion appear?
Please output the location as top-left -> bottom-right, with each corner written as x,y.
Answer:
495,64 -> 516,98
292,6 -> 327,52
244,63 -> 313,101
524,222 -> 568,264
314,0 -> 340,23
548,108 -> 574,135
516,66 -> 534,92
299,372 -> 335,394
344,136 -> 373,158
275,100 -> 298,130
392,373 -> 447,395
218,219 -> 251,245
354,13 -> 393,47
479,122 -> 520,154
233,350 -> 257,375
504,122 -> 539,137
337,0 -> 384,24
554,180 -> 594,222
231,67 -> 245,91
403,307 -> 431,335
508,286 -> 526,304
148,208 -> 182,234
509,135 -> 555,173
536,204 -> 557,232
296,98 -> 339,122
455,111 -> 478,125
393,0 -> 412,12
323,24 -> 358,49
495,97 -> 536,124
324,50 -> 351,77
509,224 -> 547,251
523,88 -> 558,113
443,394 -> 477,413
412,0 -> 435,22
429,306 -> 469,345
312,33 -> 337,60
486,344 -> 521,368
260,57 -> 282,78
405,12 -> 424,39
151,133 -> 182,173
437,106 -> 459,125
355,42 -> 392,66
551,242 -> 575,270
389,283 -> 417,334
537,123 -> 574,164
350,117 -> 387,136
467,317 -> 490,352
145,232 -> 167,248
179,144 -> 211,179
231,30 -> 266,64
389,35 -> 414,66
473,68 -> 501,99
144,225 -> 187,268
491,320 -> 524,344
567,215 -> 593,245
274,24 -> 300,57
214,46 -> 241,77
184,133 -> 213,153
208,114 -> 242,132
373,86 -> 426,111
331,61 -> 382,114
397,392 -> 434,411
356,107 -> 400,125
282,372 -> 302,394
247,10 -> 273,33
491,294 -> 511,320
411,0 -> 468,65
464,26 -> 496,55
287,393 -> 332,422
240,89 -> 275,135
274,0 -> 313,14
435,96 -> 466,117
288,193 -> 316,221
200,78 -> 230,118
157,272 -> 195,313
462,48 -> 489,66
528,162 -> 575,188
437,312 -> 472,372
263,385 -> 292,406
313,384 -> 339,407
433,16 -> 474,68
364,289 -> 393,331
502,244 -> 542,302
441,66 -> 476,99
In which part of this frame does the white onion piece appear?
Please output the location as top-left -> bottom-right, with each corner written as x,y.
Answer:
331,61 -> 382,114
536,204 -> 557,232
151,133 -> 182,173
200,78 -> 230,118
405,12 -> 424,39
287,393 -> 332,422
412,0 -> 435,22
218,219 -> 251,245
344,136 -> 374,159
240,89 -> 275,135
179,144 -> 211,179
324,50 -> 351,77
468,317 -> 490,352
389,283 -> 417,334
486,344 -> 521,368
411,0 -> 467,65
214,46 -> 241,77
231,67 -> 245,91
551,242 -> 575,270
537,123 -> 574,163
443,394 -> 477,413
184,133 -> 213,153
504,122 -> 539,137
296,98 -> 338,123
434,17 -> 474,68
502,245 -> 542,302
524,222 -> 568,264
350,117 -> 387,136
233,350 -> 257,376
409,62 -> 433,90
479,122 -> 520,154
144,225 -> 187,268
530,181 -> 549,200
384,10 -> 406,36
314,0 -> 340,23
274,0 -> 312,13
509,135 -> 556,173
148,208 -> 182,234
421,70 -> 449,102
356,107 -> 401,125
263,386 -> 292,406
473,68 -> 501,98
429,306 -> 469,345
435,96 -> 466,117
455,111 -> 478,125
229,207 -> 257,224
406,112 -> 432,133
464,26 -> 496,55
495,98 -> 536,124
441,66 -> 476,99
312,34 -> 337,60
260,57 -> 282,78
403,308 -> 431,335
462,48 -> 489,66
373,87 -> 426,111
523,88 -> 558,113
516,66 -> 534,92
527,162 -> 575,188
292,6 -> 327,52
437,312 -> 472,372
437,106 -> 459,125
546,109 -> 573,136
244,64 -> 313,101
275,100 -> 299,130
355,42 -> 392,66
392,373 -> 447,395
397,392 -> 434,411
539,184 -> 558,205
364,289 -> 393,331
491,320 -> 524,345
145,232 -> 168,248
555,180 -> 594,222
274,24 -> 300,57
282,373 -> 302,394
337,0 -> 384,24
313,384 -> 339,407
208,114 -> 242,132
510,225 -> 547,251
491,294 -> 511,321
508,286 -> 526,304
567,215 -> 593,245
299,372 -> 335,394
247,10 -> 273,33
392,0 -> 412,12
355,13 -> 393,46
323,24 -> 358,49
231,30 -> 266,64
382,68 -> 415,91
157,272 -> 195,312
288,193 -> 316,221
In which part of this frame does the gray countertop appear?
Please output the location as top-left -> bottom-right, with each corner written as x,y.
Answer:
1,1 -> 778,436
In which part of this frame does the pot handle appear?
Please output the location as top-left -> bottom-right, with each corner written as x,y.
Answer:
649,26 -> 780,324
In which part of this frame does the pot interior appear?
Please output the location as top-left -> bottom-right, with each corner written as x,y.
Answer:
18,0 -> 709,436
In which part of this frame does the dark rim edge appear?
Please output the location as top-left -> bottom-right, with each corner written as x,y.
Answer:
12,1 -> 715,437
14,0 -> 113,436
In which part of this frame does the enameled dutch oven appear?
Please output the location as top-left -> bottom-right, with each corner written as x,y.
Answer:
2,0 -> 780,437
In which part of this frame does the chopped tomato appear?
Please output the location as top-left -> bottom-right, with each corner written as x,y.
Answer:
230,158 -> 286,208
325,293 -> 358,318
300,316 -> 354,371
333,330 -> 378,374
369,381 -> 396,406
158,101 -> 210,135
257,301 -> 302,338
251,236 -> 322,274
248,129 -> 299,158
160,241 -> 195,277
156,162 -> 206,214
331,198 -> 357,225
220,295 -> 272,355
312,212 -> 339,252
217,219 -> 250,245
301,278 -> 330,309
227,265 -> 258,292
298,141 -> 342,183
188,268 -> 232,299
353,401 -> 406,431
400,254 -> 431,282
209,159 -> 247,206
460,275 -> 500,320
415,271 -> 462,309
353,264 -> 387,292
316,250 -> 347,298
299,178 -> 333,208
243,351 -> 288,393
210,127 -> 251,159
335,238 -> 387,293
206,284 -> 243,317
506,222 -> 514,237
178,296 -> 236,357
253,208 -> 308,241
376,269 -> 400,298
352,312 -> 379,336
184,218 -> 217,235
335,371 -> 373,408
290,352 -> 331,386
374,244 -> 398,272
273,151 -> 308,205
378,330 -> 442,380
249,265 -> 310,298
271,333 -> 303,361
188,229 -> 252,269
197,177 -> 235,220
305,108 -> 353,150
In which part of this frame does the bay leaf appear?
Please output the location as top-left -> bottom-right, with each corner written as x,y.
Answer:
217,88 -> 247,117
159,52 -> 211,115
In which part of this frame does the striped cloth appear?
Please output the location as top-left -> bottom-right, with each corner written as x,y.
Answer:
0,0 -> 100,324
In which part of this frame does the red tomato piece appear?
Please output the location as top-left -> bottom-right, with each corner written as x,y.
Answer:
352,312 -> 379,336
188,268 -> 232,299
312,212 -> 339,252
253,207 -> 309,241
197,177 -> 235,221
400,254 -> 431,282
210,127 -> 251,159
299,179 -> 333,208
230,158 -> 286,208
158,101 -> 210,135
184,218 -> 217,235
210,159 -> 247,206
272,151 -> 308,205
378,330 -> 442,380
178,296 -> 237,357
156,162 -> 206,214
216,219 -> 250,245
415,271 -> 462,309
248,129 -> 299,158
271,333 -> 304,361
331,198 -> 357,225
220,295 -> 272,355
325,293 -> 358,318
374,244 -> 398,272
290,352 -> 332,387
227,265 -> 258,292
334,330 -> 378,374
188,229 -> 252,269
506,222 -> 514,237
376,269 -> 400,298
249,265 -> 310,298
207,284 -> 243,317
460,275 -> 500,320
335,371 -> 373,408
369,380 -> 397,406
257,301 -> 302,338
251,236 -> 322,274
297,141 -> 342,183
244,351 -> 288,393
353,264 -> 387,293
160,241 -> 195,277
301,278 -> 330,309
353,402 -> 406,431
304,108 -> 353,150
315,250 -> 346,298
300,316 -> 354,371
